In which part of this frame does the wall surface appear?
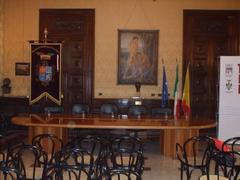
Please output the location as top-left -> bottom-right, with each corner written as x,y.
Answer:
2,0 -> 240,99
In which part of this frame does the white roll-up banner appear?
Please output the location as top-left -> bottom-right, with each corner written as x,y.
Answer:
218,56 -> 240,141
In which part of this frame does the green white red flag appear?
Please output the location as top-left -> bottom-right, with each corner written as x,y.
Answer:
173,63 -> 180,118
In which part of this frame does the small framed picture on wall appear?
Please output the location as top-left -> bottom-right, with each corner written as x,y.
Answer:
15,62 -> 30,76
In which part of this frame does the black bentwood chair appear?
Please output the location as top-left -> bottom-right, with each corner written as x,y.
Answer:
104,148 -> 144,177
66,135 -> 108,179
198,150 -> 233,180
43,148 -> 95,180
0,150 -> 26,180
222,137 -> 240,180
6,143 -> 48,180
110,135 -> 144,153
0,165 -> 26,180
32,133 -> 64,165
176,136 -> 215,180
66,135 -> 106,156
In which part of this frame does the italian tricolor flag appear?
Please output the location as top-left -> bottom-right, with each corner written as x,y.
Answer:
182,64 -> 190,117
173,64 -> 180,118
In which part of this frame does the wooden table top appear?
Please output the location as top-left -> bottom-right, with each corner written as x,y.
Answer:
11,114 -> 216,130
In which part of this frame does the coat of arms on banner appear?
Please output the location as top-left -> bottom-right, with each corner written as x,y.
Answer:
225,64 -> 233,93
35,52 -> 56,86
30,42 -> 62,105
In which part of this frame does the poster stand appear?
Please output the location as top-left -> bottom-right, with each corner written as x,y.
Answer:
218,56 -> 240,140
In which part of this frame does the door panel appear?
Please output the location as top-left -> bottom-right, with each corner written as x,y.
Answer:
183,10 -> 239,118
39,9 -> 94,112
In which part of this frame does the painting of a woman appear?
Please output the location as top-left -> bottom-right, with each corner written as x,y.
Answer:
118,30 -> 158,85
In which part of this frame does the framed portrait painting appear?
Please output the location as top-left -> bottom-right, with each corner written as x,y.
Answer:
117,29 -> 159,85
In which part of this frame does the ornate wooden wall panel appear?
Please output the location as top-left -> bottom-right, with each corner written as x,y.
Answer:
39,9 -> 94,112
183,10 -> 240,118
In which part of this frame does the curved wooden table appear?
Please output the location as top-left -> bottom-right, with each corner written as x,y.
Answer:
12,114 -> 216,157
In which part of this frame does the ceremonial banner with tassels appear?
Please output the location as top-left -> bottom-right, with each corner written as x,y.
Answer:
30,42 -> 62,105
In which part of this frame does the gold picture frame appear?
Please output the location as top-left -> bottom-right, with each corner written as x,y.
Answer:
117,29 -> 159,85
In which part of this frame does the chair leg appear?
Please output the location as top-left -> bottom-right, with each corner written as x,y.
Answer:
180,164 -> 183,180
234,170 -> 240,180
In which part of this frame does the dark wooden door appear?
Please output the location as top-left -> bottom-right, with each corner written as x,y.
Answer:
39,9 -> 94,112
183,10 -> 239,118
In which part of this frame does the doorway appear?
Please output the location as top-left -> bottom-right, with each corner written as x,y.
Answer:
39,9 -> 94,112
183,10 -> 240,118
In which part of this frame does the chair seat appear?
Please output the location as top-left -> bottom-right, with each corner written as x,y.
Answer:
199,175 -> 230,180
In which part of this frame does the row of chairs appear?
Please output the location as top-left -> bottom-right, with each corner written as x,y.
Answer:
45,103 -> 172,116
0,134 -> 145,179
176,136 -> 240,180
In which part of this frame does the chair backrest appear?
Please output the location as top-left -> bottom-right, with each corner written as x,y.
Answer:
43,148 -> 94,179
110,135 -> 144,153
128,105 -> 147,116
44,106 -> 64,114
43,163 -> 93,180
66,135 -> 106,162
221,137 -> 240,180
6,143 -> 47,180
72,103 -> 90,114
151,107 -> 172,116
32,133 -> 64,164
105,148 -> 144,176
222,136 -> 240,152
175,136 -> 215,179
100,104 -> 118,115
198,151 -> 234,180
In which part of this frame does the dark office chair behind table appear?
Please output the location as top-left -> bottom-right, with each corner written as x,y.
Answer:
70,103 -> 91,139
43,106 -> 64,114
128,105 -> 148,139
100,103 -> 118,115
128,105 -> 148,117
72,103 -> 90,115
151,107 -> 172,117
100,104 -> 130,139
